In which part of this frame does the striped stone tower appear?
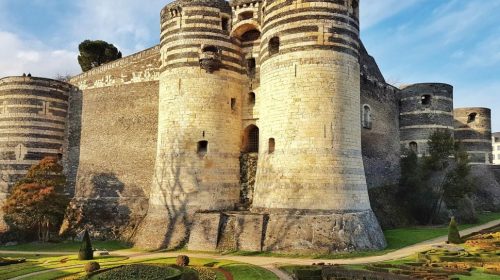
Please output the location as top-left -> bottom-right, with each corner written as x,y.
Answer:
454,107 -> 492,164
399,83 -> 454,156
251,0 -> 386,252
135,0 -> 246,249
0,76 -> 71,231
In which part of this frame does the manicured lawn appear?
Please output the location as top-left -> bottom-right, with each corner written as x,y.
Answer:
385,211 -> 500,250
0,255 -> 278,280
0,240 -> 131,252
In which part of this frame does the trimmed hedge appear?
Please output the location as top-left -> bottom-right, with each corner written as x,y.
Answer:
89,264 -> 182,280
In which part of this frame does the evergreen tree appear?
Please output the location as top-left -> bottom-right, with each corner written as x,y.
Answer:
77,40 -> 122,72
447,217 -> 462,244
78,229 -> 94,260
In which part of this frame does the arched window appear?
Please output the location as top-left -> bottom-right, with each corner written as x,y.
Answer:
268,138 -> 275,154
241,30 -> 261,42
244,125 -> 259,153
421,95 -> 432,106
248,92 -> 256,105
409,142 -> 418,154
362,105 -> 372,129
468,112 -> 477,123
269,37 -> 280,56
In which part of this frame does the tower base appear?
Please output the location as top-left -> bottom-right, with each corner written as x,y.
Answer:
184,210 -> 386,253
262,210 -> 386,253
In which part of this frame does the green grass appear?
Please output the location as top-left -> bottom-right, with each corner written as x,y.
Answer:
2,256 -> 277,280
0,240 -> 131,252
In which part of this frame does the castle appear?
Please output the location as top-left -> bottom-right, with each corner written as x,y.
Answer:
0,0 -> 495,253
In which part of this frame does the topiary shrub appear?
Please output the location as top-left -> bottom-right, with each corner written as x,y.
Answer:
176,255 -> 190,267
448,217 -> 462,244
85,261 -> 100,274
78,229 -> 94,260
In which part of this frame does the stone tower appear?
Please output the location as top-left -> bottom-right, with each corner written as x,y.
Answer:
135,0 -> 245,249
399,83 -> 454,156
251,0 -> 386,252
454,107 -> 492,164
0,76 -> 71,231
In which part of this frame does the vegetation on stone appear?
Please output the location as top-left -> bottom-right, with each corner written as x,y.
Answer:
79,229 -> 94,260
77,40 -> 122,72
2,156 -> 69,242
447,217 -> 462,244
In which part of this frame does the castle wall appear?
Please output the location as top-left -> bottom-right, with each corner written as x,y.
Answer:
360,77 -> 401,188
61,47 -> 160,239
0,76 -> 71,232
399,83 -> 454,156
454,107 -> 492,164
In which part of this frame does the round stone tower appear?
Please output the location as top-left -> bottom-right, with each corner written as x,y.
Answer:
454,107 -> 492,164
399,83 -> 454,156
0,76 -> 71,231
135,0 -> 245,249
252,0 -> 386,252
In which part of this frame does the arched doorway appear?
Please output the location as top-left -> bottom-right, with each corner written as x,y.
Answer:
243,124 -> 259,153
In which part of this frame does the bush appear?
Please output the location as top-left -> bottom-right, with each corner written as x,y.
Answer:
85,262 -> 101,274
88,264 -> 181,280
78,230 -> 93,260
176,255 -> 189,267
448,217 -> 462,244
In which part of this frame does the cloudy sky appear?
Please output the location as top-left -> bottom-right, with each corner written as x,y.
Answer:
0,0 -> 499,131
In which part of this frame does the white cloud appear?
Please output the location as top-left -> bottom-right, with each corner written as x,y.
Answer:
0,31 -> 80,78
360,0 -> 422,30
65,0 -> 168,55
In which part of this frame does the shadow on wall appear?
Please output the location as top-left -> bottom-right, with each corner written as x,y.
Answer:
60,172 -> 147,241
65,89 -> 83,196
134,147 -> 192,250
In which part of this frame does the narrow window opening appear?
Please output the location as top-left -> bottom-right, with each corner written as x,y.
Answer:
203,131 -> 206,138
238,11 -> 254,21
248,92 -> 256,105
221,17 -> 229,31
231,98 -> 236,111
269,37 -> 280,56
202,45 -> 218,53
362,105 -> 372,129
246,58 -> 256,77
197,141 -> 208,156
409,142 -> 418,154
468,112 -> 477,123
421,95 -> 432,106
268,138 -> 275,154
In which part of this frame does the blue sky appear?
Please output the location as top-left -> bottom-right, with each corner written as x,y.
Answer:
0,0 -> 498,131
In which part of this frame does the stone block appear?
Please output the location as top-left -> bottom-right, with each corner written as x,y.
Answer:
188,213 -> 222,251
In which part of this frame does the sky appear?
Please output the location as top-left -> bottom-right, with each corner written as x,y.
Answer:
0,0 -> 498,131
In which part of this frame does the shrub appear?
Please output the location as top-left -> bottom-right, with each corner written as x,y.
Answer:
88,264 -> 181,280
176,255 -> 189,267
78,230 -> 94,260
85,262 -> 100,274
448,217 -> 462,244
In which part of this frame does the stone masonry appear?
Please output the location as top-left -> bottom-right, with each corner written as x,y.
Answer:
0,0 -> 497,252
